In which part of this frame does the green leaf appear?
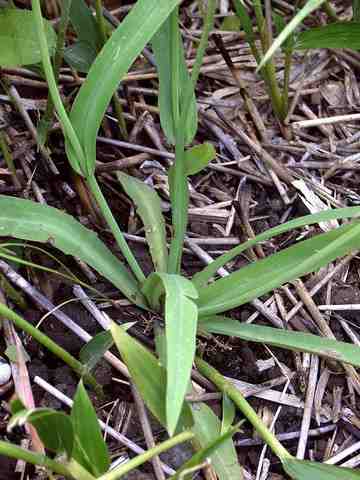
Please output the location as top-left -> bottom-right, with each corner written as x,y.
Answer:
257,0 -> 327,70
71,381 -> 110,476
79,331 -> 114,372
191,403 -> 242,480
142,273 -> 198,435
68,0 -> 182,176
221,394 -> 236,434
0,195 -> 145,307
64,41 -> 97,73
152,14 -> 197,145
200,317 -> 360,368
283,458 -> 360,479
296,22 -> 360,50
69,0 -> 101,50
184,143 -> 216,176
273,12 -> 295,52
117,173 -> 168,272
172,423 -> 240,480
110,322 -> 193,430
197,222 -> 360,316
193,206 -> 360,289
8,408 -> 74,457
233,0 -> 256,45
0,8 -> 56,67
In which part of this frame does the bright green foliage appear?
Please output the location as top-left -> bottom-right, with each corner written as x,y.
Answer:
68,0 -> 182,177
9,406 -> 74,457
193,206 -> 360,288
118,172 -> 168,272
200,317 -> 360,368
0,196 -> 144,306
71,381 -> 110,476
110,322 -> 193,431
152,14 -> 197,145
296,22 -> 360,50
172,423 -> 240,479
257,0 -> 327,70
197,223 -> 360,316
221,394 -> 236,434
0,8 -> 56,66
191,403 -> 243,479
283,458 -> 360,479
143,273 -> 198,435
184,143 -> 216,176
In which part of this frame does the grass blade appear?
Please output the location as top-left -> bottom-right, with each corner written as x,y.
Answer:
191,403 -> 243,480
283,458 -> 360,479
69,0 -> 182,175
193,206 -> 360,289
118,172 -> 168,272
152,14 -> 197,145
296,22 -> 360,50
257,0 -> 327,71
142,273 -> 198,435
0,195 -> 145,306
200,317 -> 360,368
71,381 -> 110,476
110,322 -> 193,431
197,222 -> 360,316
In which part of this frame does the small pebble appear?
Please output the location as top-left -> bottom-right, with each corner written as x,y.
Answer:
0,357 -> 11,385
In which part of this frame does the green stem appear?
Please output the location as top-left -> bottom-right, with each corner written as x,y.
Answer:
170,8 -> 181,129
38,0 -> 72,146
86,174 -> 145,284
168,0 -> 216,273
94,0 -> 128,140
195,357 -> 292,461
0,302 -> 99,393
0,440 -> 71,477
253,0 -> 285,120
282,49 -> 292,116
99,431 -> 194,480
32,0 -> 86,173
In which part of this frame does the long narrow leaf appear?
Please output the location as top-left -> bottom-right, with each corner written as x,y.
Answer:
200,317 -> 360,368
296,22 -> 360,50
257,0 -> 327,70
110,323 -> 193,431
117,173 -> 168,272
191,403 -> 243,480
142,273 -> 198,435
152,15 -> 197,145
0,196 -> 145,306
193,207 -> 360,289
283,458 -> 360,479
197,223 -> 360,316
69,0 -> 182,175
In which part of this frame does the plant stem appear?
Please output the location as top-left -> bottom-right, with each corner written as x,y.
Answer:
168,0 -> 216,273
195,357 -> 292,461
32,0 -> 86,174
38,0 -> 72,146
0,130 -> 20,186
0,301 -> 99,393
99,431 -> 194,480
282,49 -> 292,115
0,440 -> 71,477
86,174 -> 145,284
94,0 -> 128,140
